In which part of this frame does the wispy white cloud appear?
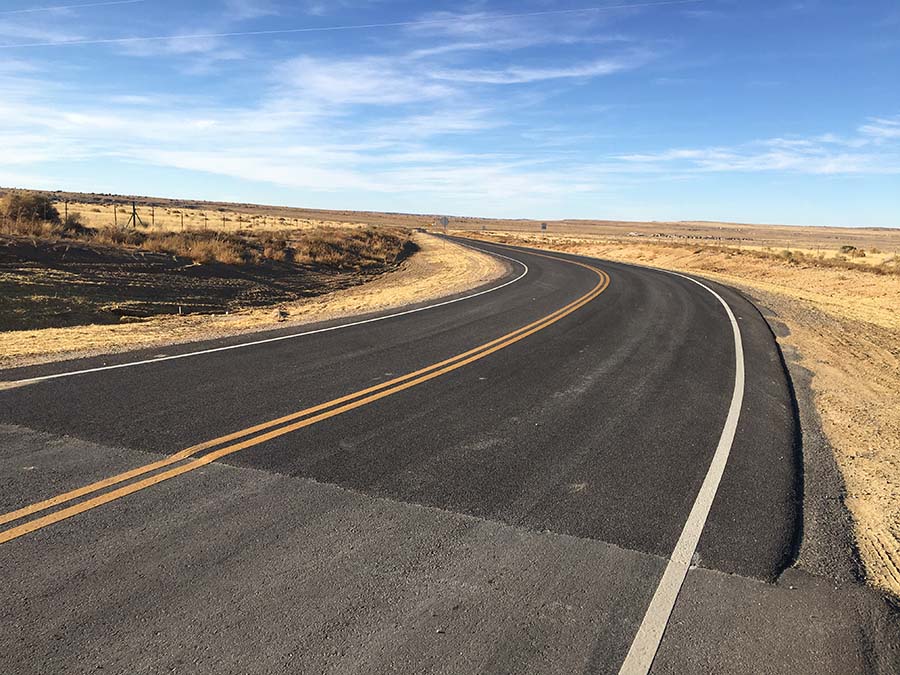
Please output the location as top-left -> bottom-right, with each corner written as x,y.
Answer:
615,125 -> 900,175
408,33 -> 633,59
378,108 -> 499,138
860,116 -> 900,140
107,94 -> 156,105
299,0 -> 385,18
224,0 -> 280,21
116,34 -> 244,59
274,55 -> 455,105
431,54 -> 650,84
0,17 -> 84,43
0,62 -> 611,206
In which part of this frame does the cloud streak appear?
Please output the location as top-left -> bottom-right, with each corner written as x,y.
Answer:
615,127 -> 900,175
432,54 -> 650,84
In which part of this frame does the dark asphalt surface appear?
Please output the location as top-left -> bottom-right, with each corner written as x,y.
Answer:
0,236 -> 897,673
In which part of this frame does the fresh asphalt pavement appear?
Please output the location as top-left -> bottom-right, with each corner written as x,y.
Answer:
0,237 -> 897,673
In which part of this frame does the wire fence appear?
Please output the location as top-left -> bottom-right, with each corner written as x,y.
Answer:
0,197 -> 321,236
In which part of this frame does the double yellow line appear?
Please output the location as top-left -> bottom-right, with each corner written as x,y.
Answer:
0,252 -> 609,545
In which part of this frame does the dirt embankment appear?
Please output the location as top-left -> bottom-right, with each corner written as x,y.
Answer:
0,234 -> 507,368
0,228 -> 415,331
463,231 -> 900,600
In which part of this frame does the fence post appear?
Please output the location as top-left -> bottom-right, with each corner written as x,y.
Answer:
113,204 -> 117,227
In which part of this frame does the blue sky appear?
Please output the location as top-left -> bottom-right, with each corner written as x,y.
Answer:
1,0 -> 898,227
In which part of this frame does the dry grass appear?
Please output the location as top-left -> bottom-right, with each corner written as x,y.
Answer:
3,211 -> 411,269
5,197 -> 382,235
737,243 -> 899,273
288,227 -> 414,269
5,187 -> 899,257
463,230 -> 900,600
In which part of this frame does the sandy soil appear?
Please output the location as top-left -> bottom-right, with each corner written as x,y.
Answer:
463,231 -> 900,600
0,234 -> 506,369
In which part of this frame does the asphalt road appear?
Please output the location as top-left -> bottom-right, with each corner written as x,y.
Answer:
0,237 -> 897,673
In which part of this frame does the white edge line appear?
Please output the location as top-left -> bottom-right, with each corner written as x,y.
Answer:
618,269 -> 745,675
4,239 -> 528,387
432,238 -> 745,672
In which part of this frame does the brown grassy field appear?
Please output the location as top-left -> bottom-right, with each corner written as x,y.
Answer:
4,188 -> 898,262
461,229 -> 900,600
0,189 -> 436,233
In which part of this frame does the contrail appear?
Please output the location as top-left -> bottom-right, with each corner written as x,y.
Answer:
0,0 -> 703,48
0,0 -> 145,14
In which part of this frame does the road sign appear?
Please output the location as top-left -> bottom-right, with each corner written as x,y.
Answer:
541,222 -> 548,231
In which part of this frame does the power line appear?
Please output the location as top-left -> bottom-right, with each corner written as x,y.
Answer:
0,0 -> 703,48
0,0 -> 145,14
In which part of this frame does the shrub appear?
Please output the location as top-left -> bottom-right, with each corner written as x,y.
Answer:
259,233 -> 292,262
140,232 -> 249,265
92,227 -> 147,247
1,191 -> 60,224
839,245 -> 857,254
291,227 -> 410,269
62,212 -> 91,235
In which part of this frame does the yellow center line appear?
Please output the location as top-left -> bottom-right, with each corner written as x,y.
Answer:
0,264 -> 595,528
0,251 -> 608,544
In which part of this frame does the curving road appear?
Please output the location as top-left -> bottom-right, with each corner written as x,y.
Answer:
0,237 -> 896,673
